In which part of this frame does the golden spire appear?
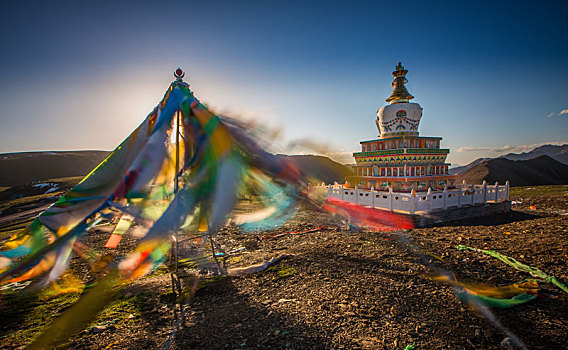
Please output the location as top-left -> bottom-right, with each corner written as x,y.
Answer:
385,62 -> 414,104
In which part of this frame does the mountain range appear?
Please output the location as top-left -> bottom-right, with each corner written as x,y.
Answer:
277,154 -> 353,185
501,144 -> 568,164
0,151 -> 352,201
0,144 -> 565,197
0,151 -> 110,187
454,144 -> 568,186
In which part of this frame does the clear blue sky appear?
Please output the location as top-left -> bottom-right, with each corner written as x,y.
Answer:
1,0 -> 567,165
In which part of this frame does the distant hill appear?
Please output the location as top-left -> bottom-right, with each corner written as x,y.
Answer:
0,151 -> 110,187
457,155 -> 568,186
449,158 -> 491,175
500,144 -> 568,164
0,151 -> 351,191
278,154 -> 353,185
451,143 -> 568,176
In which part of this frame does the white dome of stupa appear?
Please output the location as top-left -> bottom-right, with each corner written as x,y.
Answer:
376,102 -> 422,137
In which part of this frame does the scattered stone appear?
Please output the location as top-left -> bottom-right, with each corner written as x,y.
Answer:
90,325 -> 107,334
500,337 -> 515,349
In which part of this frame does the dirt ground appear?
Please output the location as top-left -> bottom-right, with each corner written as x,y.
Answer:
1,185 -> 567,349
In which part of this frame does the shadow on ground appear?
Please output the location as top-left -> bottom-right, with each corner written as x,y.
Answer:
174,276 -> 350,349
433,209 -> 542,228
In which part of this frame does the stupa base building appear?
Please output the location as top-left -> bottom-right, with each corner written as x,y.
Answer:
347,62 -> 457,192
325,63 -> 510,223
351,135 -> 455,192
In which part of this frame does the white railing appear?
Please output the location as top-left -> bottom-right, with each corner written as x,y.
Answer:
324,181 -> 509,215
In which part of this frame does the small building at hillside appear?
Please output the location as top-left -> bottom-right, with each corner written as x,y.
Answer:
348,63 -> 457,192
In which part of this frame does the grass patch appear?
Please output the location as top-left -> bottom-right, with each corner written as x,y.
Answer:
0,278 -> 146,348
146,265 -> 170,278
94,291 -> 150,324
0,227 -> 23,241
268,265 -> 297,278
44,176 -> 84,186
198,275 -> 227,289
509,185 -> 568,197
0,192 -> 60,212
227,255 -> 242,264
0,291 -> 81,347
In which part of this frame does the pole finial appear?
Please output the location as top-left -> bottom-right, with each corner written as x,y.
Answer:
386,62 -> 413,103
174,67 -> 185,80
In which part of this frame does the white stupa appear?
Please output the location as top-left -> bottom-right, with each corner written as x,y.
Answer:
350,62 -> 457,192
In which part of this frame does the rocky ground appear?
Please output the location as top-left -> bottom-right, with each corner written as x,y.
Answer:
0,185 -> 567,349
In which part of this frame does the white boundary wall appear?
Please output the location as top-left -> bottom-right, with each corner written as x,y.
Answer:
323,181 -> 509,215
